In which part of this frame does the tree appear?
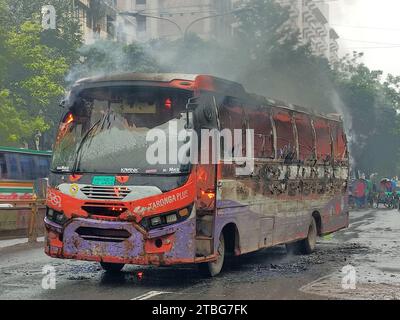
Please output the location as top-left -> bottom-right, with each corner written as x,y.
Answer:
0,22 -> 65,147
6,0 -> 82,63
333,53 -> 400,177
6,22 -> 69,110
0,0 -> 82,148
0,90 -> 49,146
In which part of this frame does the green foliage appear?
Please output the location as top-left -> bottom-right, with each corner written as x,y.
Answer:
6,0 -> 82,63
6,22 -> 68,108
0,0 -> 81,148
0,89 -> 49,146
0,0 -> 399,176
332,54 -> 400,176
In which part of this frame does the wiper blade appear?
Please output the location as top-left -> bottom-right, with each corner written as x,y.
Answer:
71,119 -> 102,175
71,106 -> 113,175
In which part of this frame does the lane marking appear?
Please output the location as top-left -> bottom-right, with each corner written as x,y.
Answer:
0,237 -> 45,249
299,273 -> 336,293
131,290 -> 173,300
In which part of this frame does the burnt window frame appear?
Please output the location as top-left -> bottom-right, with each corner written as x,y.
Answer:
313,117 -> 333,163
271,108 -> 297,162
294,113 -> 316,162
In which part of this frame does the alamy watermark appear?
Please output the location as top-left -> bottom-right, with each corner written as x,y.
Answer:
341,265 -> 357,290
42,265 -> 56,290
145,121 -> 255,176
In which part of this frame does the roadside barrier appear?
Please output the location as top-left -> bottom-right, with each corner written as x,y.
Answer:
0,198 -> 46,243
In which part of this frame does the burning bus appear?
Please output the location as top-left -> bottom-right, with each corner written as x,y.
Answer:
45,73 -> 349,276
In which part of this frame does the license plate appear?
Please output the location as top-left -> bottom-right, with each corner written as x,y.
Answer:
92,176 -> 116,186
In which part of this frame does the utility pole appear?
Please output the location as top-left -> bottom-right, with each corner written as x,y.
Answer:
119,11 -> 183,38
183,8 -> 248,40
119,8 -> 249,42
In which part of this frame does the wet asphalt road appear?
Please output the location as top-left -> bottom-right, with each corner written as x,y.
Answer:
1,208 -> 400,300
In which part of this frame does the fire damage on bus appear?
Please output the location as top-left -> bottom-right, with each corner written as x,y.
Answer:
45,73 -> 349,277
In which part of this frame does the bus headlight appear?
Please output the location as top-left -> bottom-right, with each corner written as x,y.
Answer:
166,214 -> 178,224
150,216 -> 162,227
46,207 -> 68,225
47,208 -> 55,219
141,205 -> 193,230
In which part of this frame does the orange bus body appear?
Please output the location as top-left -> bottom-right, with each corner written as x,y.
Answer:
45,73 -> 349,269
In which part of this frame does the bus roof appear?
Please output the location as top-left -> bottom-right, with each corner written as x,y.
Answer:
74,73 -> 342,123
75,73 -> 199,84
0,146 -> 52,156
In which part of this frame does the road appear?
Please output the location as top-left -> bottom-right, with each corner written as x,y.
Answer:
1,208 -> 400,300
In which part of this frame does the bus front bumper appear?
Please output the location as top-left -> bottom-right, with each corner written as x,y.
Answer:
44,217 -> 207,266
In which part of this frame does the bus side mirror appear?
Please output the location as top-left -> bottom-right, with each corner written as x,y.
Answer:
186,97 -> 199,111
34,178 -> 49,200
186,97 -> 199,129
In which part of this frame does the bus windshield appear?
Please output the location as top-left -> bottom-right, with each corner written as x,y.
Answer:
51,86 -> 193,175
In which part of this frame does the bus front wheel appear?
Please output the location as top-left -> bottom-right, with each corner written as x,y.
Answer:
100,262 -> 125,273
199,233 -> 225,277
286,217 -> 317,255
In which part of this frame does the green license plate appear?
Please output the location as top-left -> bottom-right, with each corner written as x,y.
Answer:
92,176 -> 116,186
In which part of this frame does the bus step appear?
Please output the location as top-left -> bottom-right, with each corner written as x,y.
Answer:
195,236 -> 214,240
197,213 -> 214,217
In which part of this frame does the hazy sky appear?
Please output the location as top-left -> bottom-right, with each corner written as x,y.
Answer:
329,0 -> 400,76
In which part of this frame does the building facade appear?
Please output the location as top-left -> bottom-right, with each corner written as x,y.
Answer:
74,0 -> 120,44
116,0 -> 233,41
73,0 -> 339,62
276,0 -> 340,62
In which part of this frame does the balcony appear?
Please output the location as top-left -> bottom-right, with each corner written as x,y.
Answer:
288,5 -> 300,19
316,26 -> 327,37
305,0 -> 317,11
330,40 -> 339,51
78,0 -> 90,7
330,28 -> 339,40
303,9 -> 315,23
303,26 -> 315,39
312,7 -> 328,25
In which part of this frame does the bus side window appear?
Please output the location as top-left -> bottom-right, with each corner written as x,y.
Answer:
20,155 -> 36,180
218,97 -> 245,159
273,110 -> 296,161
248,107 -> 273,159
295,113 -> 315,162
37,156 -> 50,178
0,153 -> 7,179
314,119 -> 332,162
330,122 -> 347,162
5,153 -> 21,180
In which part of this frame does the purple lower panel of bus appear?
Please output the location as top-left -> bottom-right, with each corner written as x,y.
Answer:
55,216 -> 196,265
161,218 -> 196,261
213,195 -> 349,254
63,219 -> 143,259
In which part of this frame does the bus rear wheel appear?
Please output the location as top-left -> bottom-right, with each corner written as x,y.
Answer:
286,217 -> 317,255
100,262 -> 125,273
199,233 -> 225,277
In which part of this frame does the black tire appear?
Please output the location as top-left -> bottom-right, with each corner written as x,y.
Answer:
286,217 -> 318,255
285,241 -> 302,255
199,233 -> 225,277
100,262 -> 125,273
